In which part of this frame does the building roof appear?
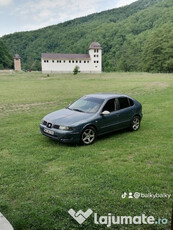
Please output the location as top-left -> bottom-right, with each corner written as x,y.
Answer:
89,42 -> 102,50
41,41 -> 102,60
14,54 -> 20,59
41,53 -> 90,60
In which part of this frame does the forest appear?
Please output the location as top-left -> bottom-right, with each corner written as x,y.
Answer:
0,0 -> 173,72
0,40 -> 13,69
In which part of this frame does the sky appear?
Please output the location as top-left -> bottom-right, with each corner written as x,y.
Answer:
0,0 -> 138,37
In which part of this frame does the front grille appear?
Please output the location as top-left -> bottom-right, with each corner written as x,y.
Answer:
42,120 -> 47,126
53,124 -> 60,129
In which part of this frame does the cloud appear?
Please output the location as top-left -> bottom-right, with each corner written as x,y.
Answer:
0,0 -> 13,6
13,0 -> 103,31
115,0 -> 138,8
6,0 -> 138,35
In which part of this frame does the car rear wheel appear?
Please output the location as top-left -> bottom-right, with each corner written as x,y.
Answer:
130,116 -> 140,131
81,126 -> 96,145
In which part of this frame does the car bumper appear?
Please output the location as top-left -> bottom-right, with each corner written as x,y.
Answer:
40,124 -> 80,143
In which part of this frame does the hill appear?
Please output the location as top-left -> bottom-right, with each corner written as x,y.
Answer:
0,40 -> 13,70
1,0 -> 173,72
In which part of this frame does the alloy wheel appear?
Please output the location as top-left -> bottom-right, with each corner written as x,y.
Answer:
131,116 -> 140,131
81,127 -> 96,145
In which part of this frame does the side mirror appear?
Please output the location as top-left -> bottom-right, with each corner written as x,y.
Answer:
101,110 -> 110,115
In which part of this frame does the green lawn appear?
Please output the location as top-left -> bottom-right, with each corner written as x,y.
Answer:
0,72 -> 172,230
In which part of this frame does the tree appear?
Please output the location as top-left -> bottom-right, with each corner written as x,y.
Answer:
73,66 -> 80,75
0,41 -> 13,69
142,23 -> 173,72
31,60 -> 41,71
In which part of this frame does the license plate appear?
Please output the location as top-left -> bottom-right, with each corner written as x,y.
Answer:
44,128 -> 54,135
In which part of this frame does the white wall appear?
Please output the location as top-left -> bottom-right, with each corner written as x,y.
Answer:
41,49 -> 102,73
89,48 -> 102,72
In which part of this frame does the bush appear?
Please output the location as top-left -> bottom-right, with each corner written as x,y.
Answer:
73,66 -> 79,75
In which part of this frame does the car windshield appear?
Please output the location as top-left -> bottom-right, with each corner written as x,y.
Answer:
68,96 -> 104,113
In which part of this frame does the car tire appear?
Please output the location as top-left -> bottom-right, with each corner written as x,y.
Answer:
130,116 -> 140,131
81,126 -> 96,145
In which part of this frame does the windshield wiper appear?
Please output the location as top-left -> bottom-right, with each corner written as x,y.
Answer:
72,109 -> 84,113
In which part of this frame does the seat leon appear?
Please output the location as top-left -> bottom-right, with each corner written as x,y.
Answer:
40,93 -> 143,145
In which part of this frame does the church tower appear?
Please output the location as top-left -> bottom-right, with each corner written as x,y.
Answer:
14,54 -> 21,71
88,42 -> 102,72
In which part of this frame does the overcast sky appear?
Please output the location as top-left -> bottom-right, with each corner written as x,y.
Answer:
0,0 -> 138,37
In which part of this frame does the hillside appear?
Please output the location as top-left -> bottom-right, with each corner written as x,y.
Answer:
0,40 -> 13,70
1,0 -> 173,72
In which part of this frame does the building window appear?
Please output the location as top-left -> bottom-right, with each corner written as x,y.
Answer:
44,60 -> 46,63
79,60 -> 81,63
87,61 -> 89,63
97,61 -> 99,63
64,60 -> 65,63
76,60 -> 78,63
84,61 -> 86,63
97,49 -> 99,52
52,60 -> 54,63
47,60 -> 49,63
69,60 -> 71,63
94,49 -> 96,53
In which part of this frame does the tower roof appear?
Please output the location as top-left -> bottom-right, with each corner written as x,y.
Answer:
89,42 -> 102,50
14,54 -> 20,59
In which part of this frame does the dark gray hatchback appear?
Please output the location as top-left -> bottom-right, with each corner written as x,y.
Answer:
40,93 -> 142,145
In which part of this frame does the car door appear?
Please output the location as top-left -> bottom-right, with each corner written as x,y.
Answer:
97,98 -> 121,134
117,97 -> 134,128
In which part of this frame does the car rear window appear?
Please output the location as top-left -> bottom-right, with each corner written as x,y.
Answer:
118,97 -> 130,109
129,98 -> 134,106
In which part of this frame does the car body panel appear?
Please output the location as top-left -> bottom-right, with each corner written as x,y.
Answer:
40,93 -> 143,144
43,108 -> 95,126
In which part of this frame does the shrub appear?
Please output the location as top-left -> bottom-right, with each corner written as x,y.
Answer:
73,66 -> 79,75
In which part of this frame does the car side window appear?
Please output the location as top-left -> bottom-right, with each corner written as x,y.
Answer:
118,97 -> 130,110
129,98 -> 134,106
102,98 -> 117,113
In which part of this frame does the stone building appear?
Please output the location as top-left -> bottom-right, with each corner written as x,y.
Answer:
14,54 -> 21,71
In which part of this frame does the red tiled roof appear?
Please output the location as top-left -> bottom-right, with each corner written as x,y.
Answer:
41,53 -> 90,60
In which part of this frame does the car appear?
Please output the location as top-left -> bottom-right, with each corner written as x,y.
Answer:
40,93 -> 143,145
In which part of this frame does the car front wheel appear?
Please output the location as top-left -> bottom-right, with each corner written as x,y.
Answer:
130,116 -> 140,131
81,126 -> 96,145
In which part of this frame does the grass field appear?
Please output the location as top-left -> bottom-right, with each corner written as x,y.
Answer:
0,72 -> 172,230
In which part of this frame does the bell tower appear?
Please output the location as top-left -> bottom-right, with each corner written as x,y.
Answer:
14,54 -> 21,71
88,42 -> 102,72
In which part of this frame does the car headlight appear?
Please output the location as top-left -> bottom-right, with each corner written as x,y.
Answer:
59,125 -> 73,131
42,120 -> 47,126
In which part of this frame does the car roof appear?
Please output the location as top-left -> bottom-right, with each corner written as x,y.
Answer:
85,93 -> 131,100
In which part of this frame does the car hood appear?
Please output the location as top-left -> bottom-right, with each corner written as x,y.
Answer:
43,108 -> 95,126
